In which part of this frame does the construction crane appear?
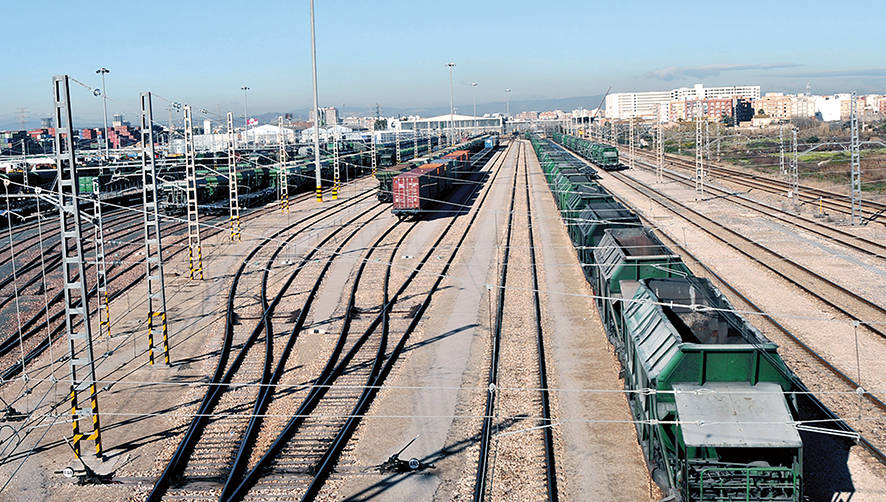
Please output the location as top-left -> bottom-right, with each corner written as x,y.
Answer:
589,86 -> 611,124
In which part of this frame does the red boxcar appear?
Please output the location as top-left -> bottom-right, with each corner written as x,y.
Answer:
442,150 -> 469,162
442,150 -> 470,177
392,162 -> 450,218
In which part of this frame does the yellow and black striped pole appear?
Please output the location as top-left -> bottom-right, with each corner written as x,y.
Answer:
101,291 -> 111,337
196,246 -> 204,280
188,247 -> 196,280
231,214 -> 241,241
70,384 -> 102,458
188,245 -> 204,280
70,387 -> 81,456
161,312 -> 170,365
147,312 -> 155,365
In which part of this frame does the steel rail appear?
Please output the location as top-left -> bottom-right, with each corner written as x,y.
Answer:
601,185 -> 886,468
146,190 -> 377,500
634,147 -> 886,227
624,153 -> 886,260
609,170 -> 886,340
0,185 -> 351,380
559,139 -> 886,454
301,143 -> 513,502
224,142 -> 513,502
523,140 -> 559,501
0,211 -> 148,316
473,141 -> 519,501
218,206 -> 403,499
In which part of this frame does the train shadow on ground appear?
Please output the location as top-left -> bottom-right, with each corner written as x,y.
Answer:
417,169 -> 491,223
798,396 -> 856,500
340,415 -> 523,502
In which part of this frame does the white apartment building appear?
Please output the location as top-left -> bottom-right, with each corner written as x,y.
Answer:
671,84 -> 760,101
814,94 -> 851,122
606,84 -> 761,119
605,91 -> 671,119
791,95 -> 816,119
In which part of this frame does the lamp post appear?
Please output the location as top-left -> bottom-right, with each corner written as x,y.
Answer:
472,82 -> 478,133
310,0 -> 322,202
241,86 -> 250,149
447,62 -> 455,145
95,67 -> 110,160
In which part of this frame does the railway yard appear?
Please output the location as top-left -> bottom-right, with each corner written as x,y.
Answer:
1,130 -> 886,502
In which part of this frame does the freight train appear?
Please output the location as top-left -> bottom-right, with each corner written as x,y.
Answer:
390,137 -> 490,218
374,163 -> 413,202
530,133 -> 805,502
552,131 -> 621,169
160,144 -> 372,214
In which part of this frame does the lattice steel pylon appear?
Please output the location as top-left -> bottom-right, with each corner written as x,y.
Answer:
413,124 -> 418,160
611,120 -> 616,146
370,129 -> 377,177
227,112 -> 241,241
704,120 -> 710,160
657,111 -> 664,183
791,127 -> 799,202
53,75 -> 102,458
427,122 -> 432,154
183,106 -> 204,280
779,124 -> 785,176
332,125 -> 340,200
695,104 -> 704,201
140,92 -> 171,366
628,116 -> 635,169
395,128 -> 401,164
91,178 -> 110,339
278,116 -> 289,211
850,93 -> 862,225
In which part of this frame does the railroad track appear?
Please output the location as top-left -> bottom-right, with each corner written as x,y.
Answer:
0,185 -> 353,384
220,142 -> 512,501
607,169 -> 886,337
562,142 -> 886,342
219,211 -> 412,500
629,147 -> 886,227
590,165 -> 886,469
623,152 -> 886,261
0,208 -> 145,318
147,189 -> 382,500
600,180 -> 886,469
473,141 -> 558,501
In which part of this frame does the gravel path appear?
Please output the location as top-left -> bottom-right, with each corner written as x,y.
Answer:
524,141 -> 654,501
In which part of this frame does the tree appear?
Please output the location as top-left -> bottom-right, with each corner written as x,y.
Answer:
373,118 -> 387,130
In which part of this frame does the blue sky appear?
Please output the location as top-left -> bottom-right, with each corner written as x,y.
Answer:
2,0 -> 885,128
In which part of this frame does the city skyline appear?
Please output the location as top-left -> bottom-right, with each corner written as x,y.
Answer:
2,0 -> 886,129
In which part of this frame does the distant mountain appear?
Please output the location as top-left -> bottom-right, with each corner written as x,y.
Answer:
0,94 -> 606,130
250,94 -> 606,123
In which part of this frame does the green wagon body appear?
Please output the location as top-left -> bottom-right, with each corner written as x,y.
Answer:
619,278 -> 802,502
593,227 -> 691,337
527,132 -> 805,501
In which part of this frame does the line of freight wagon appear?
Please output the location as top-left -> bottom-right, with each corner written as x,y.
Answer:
374,135 -> 493,203
390,135 -> 498,219
528,132 -> 836,502
371,135 -> 497,217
